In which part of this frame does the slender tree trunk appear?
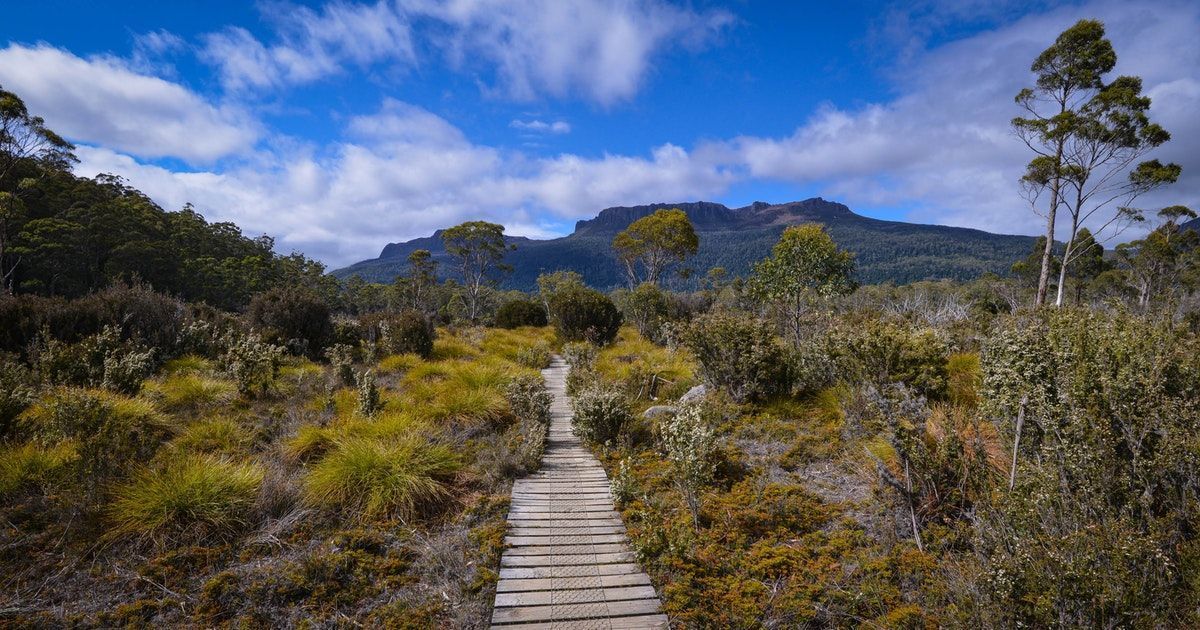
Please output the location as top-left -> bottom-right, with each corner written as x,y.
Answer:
1054,233 -> 1075,307
1035,133 -> 1066,308
904,458 -> 924,552
1009,395 -> 1028,491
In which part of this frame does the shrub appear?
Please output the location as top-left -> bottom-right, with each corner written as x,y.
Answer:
303,436 -> 461,521
679,313 -> 790,403
659,402 -> 717,528
325,343 -> 356,386
107,454 -> 264,543
0,357 -> 36,439
221,334 -> 285,396
831,320 -> 949,398
494,299 -> 548,329
562,341 -> 598,396
356,370 -> 382,418
365,309 -> 435,359
571,385 -> 632,447
549,286 -> 622,345
20,388 -> 173,497
0,442 -> 76,496
615,283 -> 671,342
515,344 -> 551,370
34,325 -> 155,394
505,374 -> 553,469
247,286 -> 334,357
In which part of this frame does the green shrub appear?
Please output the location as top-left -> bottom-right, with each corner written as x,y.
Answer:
0,357 -> 36,439
107,454 -> 263,542
571,385 -> 631,447
515,344 -> 551,370
679,313 -> 789,403
494,299 -> 548,329
831,320 -> 949,398
325,343 -> 356,386
221,334 -> 285,396
365,310 -> 435,359
505,374 -> 553,469
34,325 -> 155,394
356,370 -> 382,418
303,436 -> 461,521
659,402 -> 717,527
562,341 -> 598,396
549,286 -> 622,345
0,442 -> 76,496
20,388 -> 173,497
247,286 -> 334,357
615,283 -> 671,341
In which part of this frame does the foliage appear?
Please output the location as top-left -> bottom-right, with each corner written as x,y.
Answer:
570,385 -> 632,447
325,343 -> 356,386
143,373 -> 237,415
658,402 -> 717,528
19,387 -> 172,497
34,324 -> 155,394
247,286 -> 333,357
221,334 -> 285,396
442,221 -> 514,322
749,224 -> 857,340
356,370 -> 382,418
303,436 -> 461,522
611,208 -> 699,287
493,298 -> 547,328
548,285 -> 622,345
679,312 -> 789,402
505,374 -> 553,470
830,319 -> 950,399
562,341 -> 598,396
0,355 -> 35,438
614,282 -> 671,341
107,454 -> 264,543
366,309 -> 435,359
515,343 -> 551,370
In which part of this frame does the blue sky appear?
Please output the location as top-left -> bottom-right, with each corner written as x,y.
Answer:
1,0 -> 1197,265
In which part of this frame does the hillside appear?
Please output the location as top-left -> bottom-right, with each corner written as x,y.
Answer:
333,198 -> 1035,289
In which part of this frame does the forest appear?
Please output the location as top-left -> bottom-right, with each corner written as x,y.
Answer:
2,17 -> 1200,629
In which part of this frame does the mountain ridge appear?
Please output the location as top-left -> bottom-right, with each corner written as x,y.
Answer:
333,198 -> 1036,290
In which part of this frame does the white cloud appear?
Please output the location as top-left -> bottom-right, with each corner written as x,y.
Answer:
724,0 -> 1200,240
412,0 -> 734,105
510,119 -> 571,134
73,99 -> 733,265
0,44 -> 258,163
200,0 -> 416,91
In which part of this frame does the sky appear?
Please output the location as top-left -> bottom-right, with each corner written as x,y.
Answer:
0,0 -> 1197,267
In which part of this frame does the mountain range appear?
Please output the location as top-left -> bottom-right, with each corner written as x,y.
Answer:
332,198 -> 1037,291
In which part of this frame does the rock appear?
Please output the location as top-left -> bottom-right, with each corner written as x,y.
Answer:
679,384 -> 708,404
642,405 -> 677,419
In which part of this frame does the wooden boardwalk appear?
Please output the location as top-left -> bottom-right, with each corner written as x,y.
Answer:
490,357 -> 668,629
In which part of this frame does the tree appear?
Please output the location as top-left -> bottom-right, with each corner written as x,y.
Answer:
396,249 -> 438,314
749,224 -> 856,341
1,85 -> 77,294
1063,227 -> 1109,303
611,209 -> 698,288
441,221 -> 514,322
1013,19 -> 1115,307
1011,236 -> 1059,291
1116,205 -> 1199,308
536,270 -> 584,319
1050,71 -> 1179,306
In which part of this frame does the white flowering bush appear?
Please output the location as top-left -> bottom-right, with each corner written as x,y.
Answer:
658,402 -> 717,527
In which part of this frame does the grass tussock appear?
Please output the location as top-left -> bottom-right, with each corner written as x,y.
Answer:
144,373 -> 237,414
0,442 -> 77,495
303,436 -> 461,521
107,454 -> 264,543
377,353 -> 423,375
595,326 -> 696,401
161,355 -> 215,376
172,417 -> 254,456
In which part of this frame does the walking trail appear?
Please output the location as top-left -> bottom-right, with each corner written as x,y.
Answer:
489,357 -> 668,629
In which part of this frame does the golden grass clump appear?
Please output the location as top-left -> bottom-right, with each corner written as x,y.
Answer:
595,327 -> 696,400
303,436 -> 460,521
107,454 -> 264,542
143,373 -> 237,414
161,355 -> 215,376
377,353 -> 423,375
0,442 -> 77,496
171,417 -> 253,456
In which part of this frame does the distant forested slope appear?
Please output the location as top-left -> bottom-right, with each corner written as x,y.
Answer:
334,199 -> 1035,290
